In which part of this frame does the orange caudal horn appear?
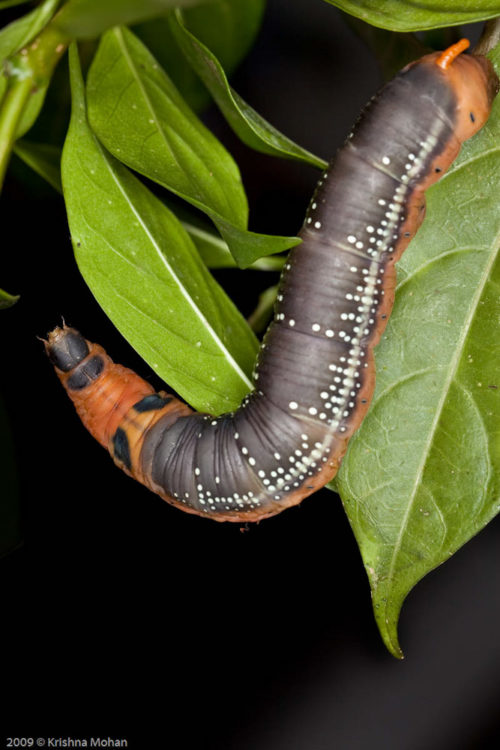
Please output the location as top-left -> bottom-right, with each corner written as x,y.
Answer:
436,38 -> 470,69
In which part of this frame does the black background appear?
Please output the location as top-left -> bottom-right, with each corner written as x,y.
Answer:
1,1 -> 499,747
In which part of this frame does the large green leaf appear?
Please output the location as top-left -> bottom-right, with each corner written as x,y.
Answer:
324,0 -> 500,31
334,44 -> 500,657
88,28 -> 246,224
62,44 -> 259,414
86,26 -> 300,267
169,9 -> 327,168
134,0 -> 266,112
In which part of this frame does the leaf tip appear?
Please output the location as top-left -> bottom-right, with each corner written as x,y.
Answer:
0,290 -> 20,309
376,612 -> 404,659
371,581 -> 406,659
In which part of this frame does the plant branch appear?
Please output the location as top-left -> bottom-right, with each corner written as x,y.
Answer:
0,22 -> 69,192
0,72 -> 32,188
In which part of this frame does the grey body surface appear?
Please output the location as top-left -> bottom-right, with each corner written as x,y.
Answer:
138,62 -> 458,519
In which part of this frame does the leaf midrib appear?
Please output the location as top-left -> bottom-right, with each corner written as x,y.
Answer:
94,138 -> 253,392
383,219 -> 500,599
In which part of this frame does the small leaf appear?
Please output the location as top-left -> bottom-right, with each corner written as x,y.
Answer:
0,287 -> 19,308
323,0 -> 500,32
334,44 -> 500,657
169,9 -> 327,169
0,0 -> 59,64
0,395 -> 21,558
14,139 -> 62,191
212,214 -> 300,268
52,0 -> 213,40
15,81 -> 51,138
134,0 -> 266,112
63,44 -> 259,414
181,218 -> 285,272
86,26 -> 299,267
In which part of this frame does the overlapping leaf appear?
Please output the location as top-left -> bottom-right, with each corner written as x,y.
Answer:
86,27 -> 300,267
334,44 -> 500,657
62,45 -> 259,414
169,9 -> 327,168
324,0 -> 500,31
0,1 -> 32,9
14,139 -> 62,191
0,0 -> 59,63
180,219 -> 285,271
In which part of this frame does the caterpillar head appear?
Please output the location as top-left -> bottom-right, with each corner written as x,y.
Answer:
427,39 -> 498,143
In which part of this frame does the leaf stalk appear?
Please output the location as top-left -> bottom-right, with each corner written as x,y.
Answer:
0,21 -> 68,191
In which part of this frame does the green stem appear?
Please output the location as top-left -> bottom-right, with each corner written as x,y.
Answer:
0,73 -> 34,190
0,22 -> 69,192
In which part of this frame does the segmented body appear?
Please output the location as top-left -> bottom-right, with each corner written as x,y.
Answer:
46,43 -> 498,522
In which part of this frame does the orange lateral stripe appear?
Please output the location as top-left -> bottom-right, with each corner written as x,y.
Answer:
436,38 -> 470,70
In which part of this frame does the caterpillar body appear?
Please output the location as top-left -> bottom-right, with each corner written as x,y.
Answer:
47,41 -> 498,523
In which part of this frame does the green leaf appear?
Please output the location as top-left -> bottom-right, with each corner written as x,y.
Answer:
0,0 -> 61,137
134,0 -> 266,112
247,283 -> 278,334
169,9 -> 327,169
88,27 -> 246,223
14,139 -> 62,191
129,196 -> 286,271
211,215 -> 300,268
86,26 -> 299,267
52,0 -> 212,40
63,44 -> 259,414
0,394 -> 21,557
14,82 -> 49,137
179,217 -> 285,271
323,0 -> 500,31
334,45 -> 500,658
0,287 -> 19,308
0,0 -> 59,64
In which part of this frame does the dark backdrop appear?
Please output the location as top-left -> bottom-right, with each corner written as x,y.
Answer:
1,1 -> 499,748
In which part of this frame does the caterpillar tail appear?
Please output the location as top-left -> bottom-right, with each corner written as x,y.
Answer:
45,325 -> 193,487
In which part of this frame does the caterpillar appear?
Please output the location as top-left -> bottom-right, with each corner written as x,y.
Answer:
46,40 -> 498,523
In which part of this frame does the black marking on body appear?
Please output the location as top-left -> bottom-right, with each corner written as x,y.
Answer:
67,355 -> 104,390
134,394 -> 173,413
113,428 -> 132,471
48,330 -> 89,372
